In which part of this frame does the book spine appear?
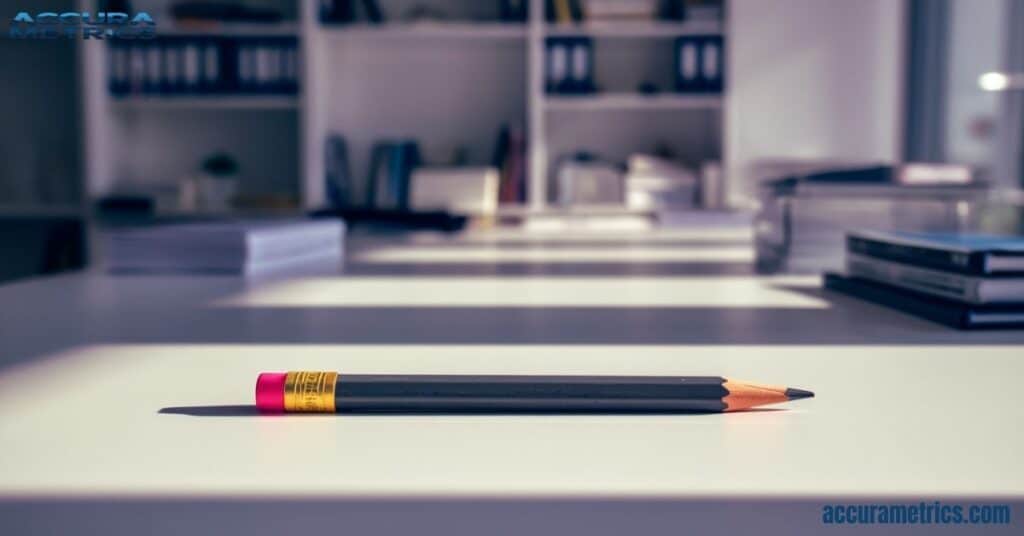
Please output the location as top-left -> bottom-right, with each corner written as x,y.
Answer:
183,39 -> 201,94
144,39 -> 163,94
846,253 -> 983,304
202,38 -> 222,94
389,144 -> 404,210
824,274 -> 969,329
164,39 -> 182,95
846,235 -> 989,276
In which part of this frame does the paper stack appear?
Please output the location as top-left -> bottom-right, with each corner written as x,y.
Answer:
106,219 -> 345,276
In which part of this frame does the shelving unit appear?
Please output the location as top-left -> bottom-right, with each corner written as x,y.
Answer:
78,0 -> 727,217
528,0 -> 726,211
78,0 -> 303,216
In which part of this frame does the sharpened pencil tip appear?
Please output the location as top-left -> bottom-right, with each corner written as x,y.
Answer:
784,388 -> 814,400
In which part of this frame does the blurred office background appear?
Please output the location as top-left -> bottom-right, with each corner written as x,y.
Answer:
1,0 -> 1023,283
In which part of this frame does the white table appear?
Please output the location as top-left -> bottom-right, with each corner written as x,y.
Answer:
0,229 -> 1021,534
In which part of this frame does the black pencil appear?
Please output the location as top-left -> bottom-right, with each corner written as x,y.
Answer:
255,372 -> 814,414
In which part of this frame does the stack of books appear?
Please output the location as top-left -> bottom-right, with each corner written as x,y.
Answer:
824,230 -> 1024,329
106,219 -> 345,276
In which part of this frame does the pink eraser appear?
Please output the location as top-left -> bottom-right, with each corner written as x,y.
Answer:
255,372 -> 287,413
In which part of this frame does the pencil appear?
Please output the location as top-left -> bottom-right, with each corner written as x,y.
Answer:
255,372 -> 814,414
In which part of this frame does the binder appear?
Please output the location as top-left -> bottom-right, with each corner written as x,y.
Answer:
700,36 -> 724,92
389,143 -> 405,209
163,39 -> 183,94
367,143 -> 393,209
267,41 -> 283,93
128,42 -> 145,94
500,0 -> 528,22
367,140 -> 421,210
108,41 -> 129,96
236,39 -> 253,93
675,36 -> 700,92
320,0 -> 356,23
545,38 -> 569,93
254,40 -> 267,93
325,135 -> 354,209
569,38 -> 594,94
547,37 -> 593,94
143,40 -> 162,94
675,36 -> 725,93
107,37 -> 297,97
201,39 -> 222,94
282,42 -> 299,94
263,39 -> 284,94
183,39 -> 202,93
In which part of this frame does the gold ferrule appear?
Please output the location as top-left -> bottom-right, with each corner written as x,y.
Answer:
283,371 -> 338,413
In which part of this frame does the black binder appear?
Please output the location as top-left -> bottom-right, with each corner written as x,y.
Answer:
675,36 -> 725,93
200,38 -> 222,94
367,140 -> 421,210
325,135 -> 354,209
546,37 -> 594,94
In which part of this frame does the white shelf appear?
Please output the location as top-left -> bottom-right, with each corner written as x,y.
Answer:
544,93 -> 723,111
496,204 -> 533,216
545,20 -> 724,38
155,22 -> 300,37
110,96 -> 300,110
321,23 -> 527,40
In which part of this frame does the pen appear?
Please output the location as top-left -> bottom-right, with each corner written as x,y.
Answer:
256,372 -> 814,413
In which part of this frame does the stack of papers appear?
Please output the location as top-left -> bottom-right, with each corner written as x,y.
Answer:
105,219 -> 345,276
625,154 -> 697,212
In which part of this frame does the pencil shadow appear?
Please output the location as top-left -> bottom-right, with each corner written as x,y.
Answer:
158,405 -> 788,417
160,405 -> 262,417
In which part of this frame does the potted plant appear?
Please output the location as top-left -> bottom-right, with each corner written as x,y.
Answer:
197,152 -> 239,212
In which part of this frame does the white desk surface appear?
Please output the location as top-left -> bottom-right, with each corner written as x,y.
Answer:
1,343 -> 1022,499
1,228 -> 1021,533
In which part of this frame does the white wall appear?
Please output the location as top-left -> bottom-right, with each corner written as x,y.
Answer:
725,0 -> 906,205
945,0 -> 1005,170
